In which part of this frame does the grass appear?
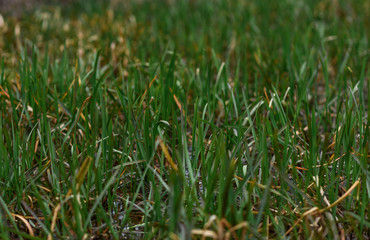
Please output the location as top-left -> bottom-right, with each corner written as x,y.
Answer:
0,0 -> 369,239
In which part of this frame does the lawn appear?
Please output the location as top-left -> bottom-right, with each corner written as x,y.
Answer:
0,0 -> 369,239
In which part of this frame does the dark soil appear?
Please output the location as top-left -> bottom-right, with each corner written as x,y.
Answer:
0,0 -> 69,16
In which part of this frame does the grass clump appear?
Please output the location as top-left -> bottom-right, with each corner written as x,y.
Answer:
0,0 -> 369,239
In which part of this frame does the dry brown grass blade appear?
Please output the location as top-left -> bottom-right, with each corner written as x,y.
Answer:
201,215 -> 217,240
114,168 -> 127,184
139,75 -> 157,108
284,179 -> 361,236
234,175 -> 281,189
225,221 -> 249,240
0,85 -> 10,99
74,156 -> 93,193
287,153 -> 345,170
221,218 -> 235,239
76,96 -> 92,130
315,153 -> 345,168
264,87 -> 272,109
32,96 -> 40,107
191,229 -> 218,239
284,207 -> 319,236
327,139 -> 336,150
319,179 -> 360,213
61,78 -> 76,101
287,165 -> 308,171
170,87 -> 192,126
158,137 -> 178,172
36,184 -> 52,193
11,213 -> 35,237
13,215 -> 46,220
48,203 -> 61,240
351,147 -> 370,157
194,215 -> 250,240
